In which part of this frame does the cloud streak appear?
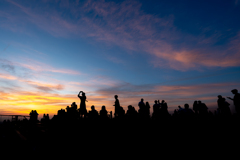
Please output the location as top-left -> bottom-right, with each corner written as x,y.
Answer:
2,0 -> 239,70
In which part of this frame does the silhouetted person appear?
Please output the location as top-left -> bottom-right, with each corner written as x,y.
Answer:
217,95 -> 225,115
41,113 -> 50,123
193,101 -> 199,114
66,106 -> 70,112
153,100 -> 159,113
160,100 -> 170,118
29,110 -> 38,122
126,105 -> 137,119
110,111 -> 112,119
78,91 -> 87,118
46,114 -> 49,120
221,98 -> 231,116
227,89 -> 240,114
177,106 -> 184,115
88,105 -> 98,119
71,102 -> 79,119
118,106 -> 125,118
100,105 -> 108,119
138,98 -> 145,110
152,100 -> 160,119
145,102 -> 150,118
138,98 -> 146,118
172,109 -> 178,118
183,104 -> 194,117
198,101 -> 208,116
71,102 -> 77,110
114,95 -> 124,118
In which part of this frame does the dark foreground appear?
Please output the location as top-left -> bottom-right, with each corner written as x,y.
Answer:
1,116 -> 240,158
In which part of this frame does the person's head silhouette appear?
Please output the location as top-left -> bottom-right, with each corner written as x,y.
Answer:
184,104 -> 189,109
231,89 -> 238,94
101,105 -> 106,110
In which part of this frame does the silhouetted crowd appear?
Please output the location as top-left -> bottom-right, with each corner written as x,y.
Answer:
36,89 -> 239,123
1,89 -> 239,124
1,89 -> 240,155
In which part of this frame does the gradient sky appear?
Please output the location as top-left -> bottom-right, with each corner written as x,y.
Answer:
0,0 -> 240,119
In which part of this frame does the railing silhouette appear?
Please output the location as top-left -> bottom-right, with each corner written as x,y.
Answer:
0,115 -> 30,122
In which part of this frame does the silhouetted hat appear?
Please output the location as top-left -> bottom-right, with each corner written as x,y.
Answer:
231,89 -> 238,92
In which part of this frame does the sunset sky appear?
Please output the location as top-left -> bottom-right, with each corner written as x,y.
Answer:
0,0 -> 240,119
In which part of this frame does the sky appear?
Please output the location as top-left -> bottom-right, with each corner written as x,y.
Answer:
0,0 -> 240,119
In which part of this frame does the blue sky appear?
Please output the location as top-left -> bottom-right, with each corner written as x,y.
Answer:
0,0 -> 240,118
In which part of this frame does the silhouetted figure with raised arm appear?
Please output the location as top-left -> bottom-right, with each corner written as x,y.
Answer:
100,105 -> 108,120
78,91 -> 87,118
227,89 -> 240,115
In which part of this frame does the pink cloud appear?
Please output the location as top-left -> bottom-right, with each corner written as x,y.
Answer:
14,58 -> 81,75
3,0 -> 240,70
0,73 -> 17,80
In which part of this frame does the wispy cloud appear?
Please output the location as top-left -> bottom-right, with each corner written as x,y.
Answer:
0,57 -> 81,76
0,73 -> 17,80
22,80 -> 64,92
16,58 -> 82,75
68,0 -> 240,70
2,0 -> 240,70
